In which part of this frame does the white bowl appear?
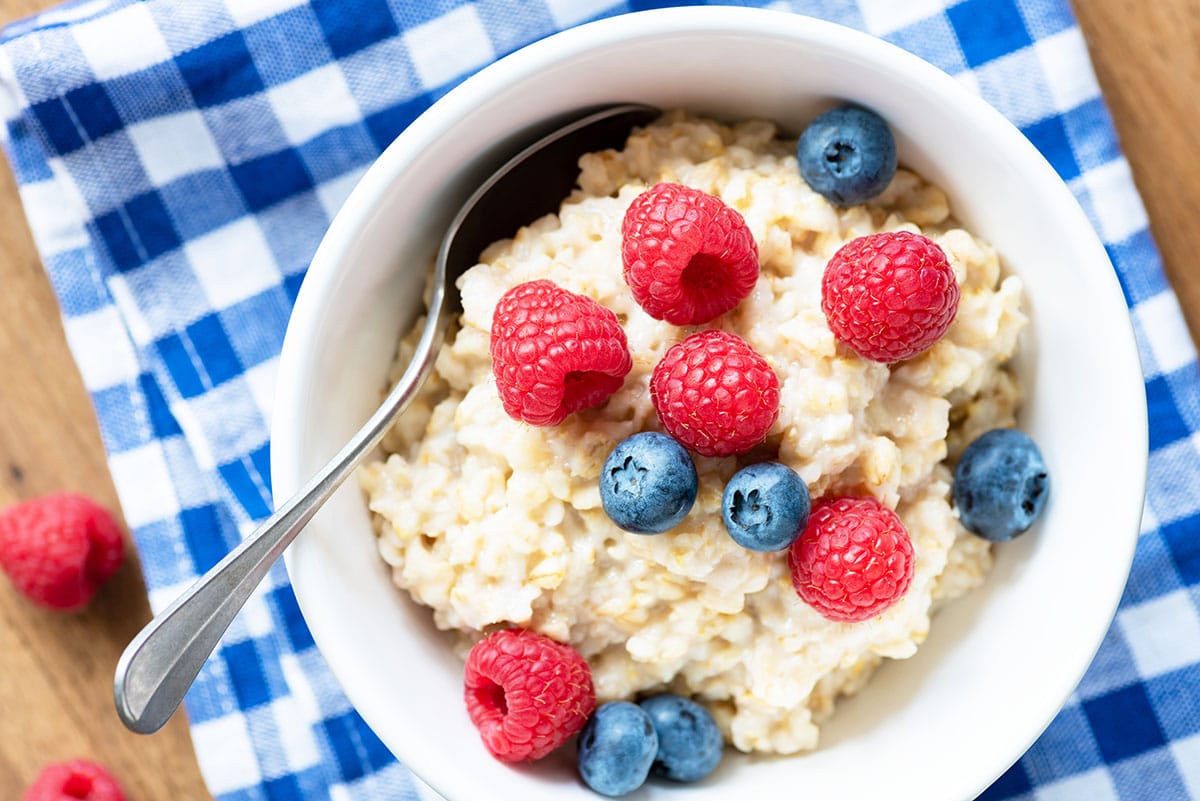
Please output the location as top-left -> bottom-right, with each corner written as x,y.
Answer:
271,8 -> 1146,801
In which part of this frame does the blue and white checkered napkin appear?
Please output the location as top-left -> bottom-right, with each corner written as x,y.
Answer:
0,0 -> 1196,798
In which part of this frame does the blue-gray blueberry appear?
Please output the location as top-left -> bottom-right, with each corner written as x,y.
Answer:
600,432 -> 698,534
577,702 -> 659,797
721,461 -> 810,551
798,105 -> 897,206
952,428 -> 1049,541
639,694 -> 723,783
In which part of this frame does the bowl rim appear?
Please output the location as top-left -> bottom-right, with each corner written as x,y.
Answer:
272,7 -> 1148,801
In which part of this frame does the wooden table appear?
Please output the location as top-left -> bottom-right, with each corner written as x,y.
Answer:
0,1 -> 1196,797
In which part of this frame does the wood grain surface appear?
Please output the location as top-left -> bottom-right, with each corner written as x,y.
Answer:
0,1 -> 1196,798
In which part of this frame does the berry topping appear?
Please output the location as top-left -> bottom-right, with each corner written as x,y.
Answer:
600,432 -> 698,534
789,496 -> 914,622
721,462 -> 811,552
639,694 -> 723,783
490,280 -> 632,426
0,493 -> 124,612
797,105 -> 897,206
621,183 -> 759,325
650,330 -> 780,458
821,231 -> 959,363
464,628 -> 595,761
22,759 -> 126,801
953,428 -> 1050,542
577,702 -> 659,797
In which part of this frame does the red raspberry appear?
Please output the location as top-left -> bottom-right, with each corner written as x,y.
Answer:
464,628 -> 596,762
621,183 -> 759,325
789,496 -> 915,622
821,231 -> 959,363
649,330 -> 779,457
22,759 -> 126,801
490,280 -> 632,426
0,493 -> 124,612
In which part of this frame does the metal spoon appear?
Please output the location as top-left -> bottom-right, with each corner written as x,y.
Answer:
114,103 -> 660,735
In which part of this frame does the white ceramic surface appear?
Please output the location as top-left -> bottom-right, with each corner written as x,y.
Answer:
271,9 -> 1147,801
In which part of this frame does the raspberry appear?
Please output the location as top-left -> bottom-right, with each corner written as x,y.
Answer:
0,493 -> 124,611
22,759 -> 126,801
649,330 -> 779,457
821,231 -> 959,363
621,183 -> 759,325
788,496 -> 914,622
464,628 -> 596,761
490,280 -> 632,426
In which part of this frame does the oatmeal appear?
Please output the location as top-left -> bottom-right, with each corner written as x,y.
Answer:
358,112 -> 1026,754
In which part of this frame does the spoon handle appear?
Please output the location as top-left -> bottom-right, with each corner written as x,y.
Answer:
114,289 -> 448,735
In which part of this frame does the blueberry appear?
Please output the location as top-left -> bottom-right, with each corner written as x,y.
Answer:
578,702 -> 659,797
639,694 -> 723,783
797,105 -> 897,206
721,462 -> 811,551
952,428 -> 1050,542
600,432 -> 698,534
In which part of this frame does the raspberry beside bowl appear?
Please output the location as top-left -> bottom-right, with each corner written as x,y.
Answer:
271,8 -> 1147,801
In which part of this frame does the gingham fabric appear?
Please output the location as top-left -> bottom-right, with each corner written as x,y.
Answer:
0,0 -> 1194,798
